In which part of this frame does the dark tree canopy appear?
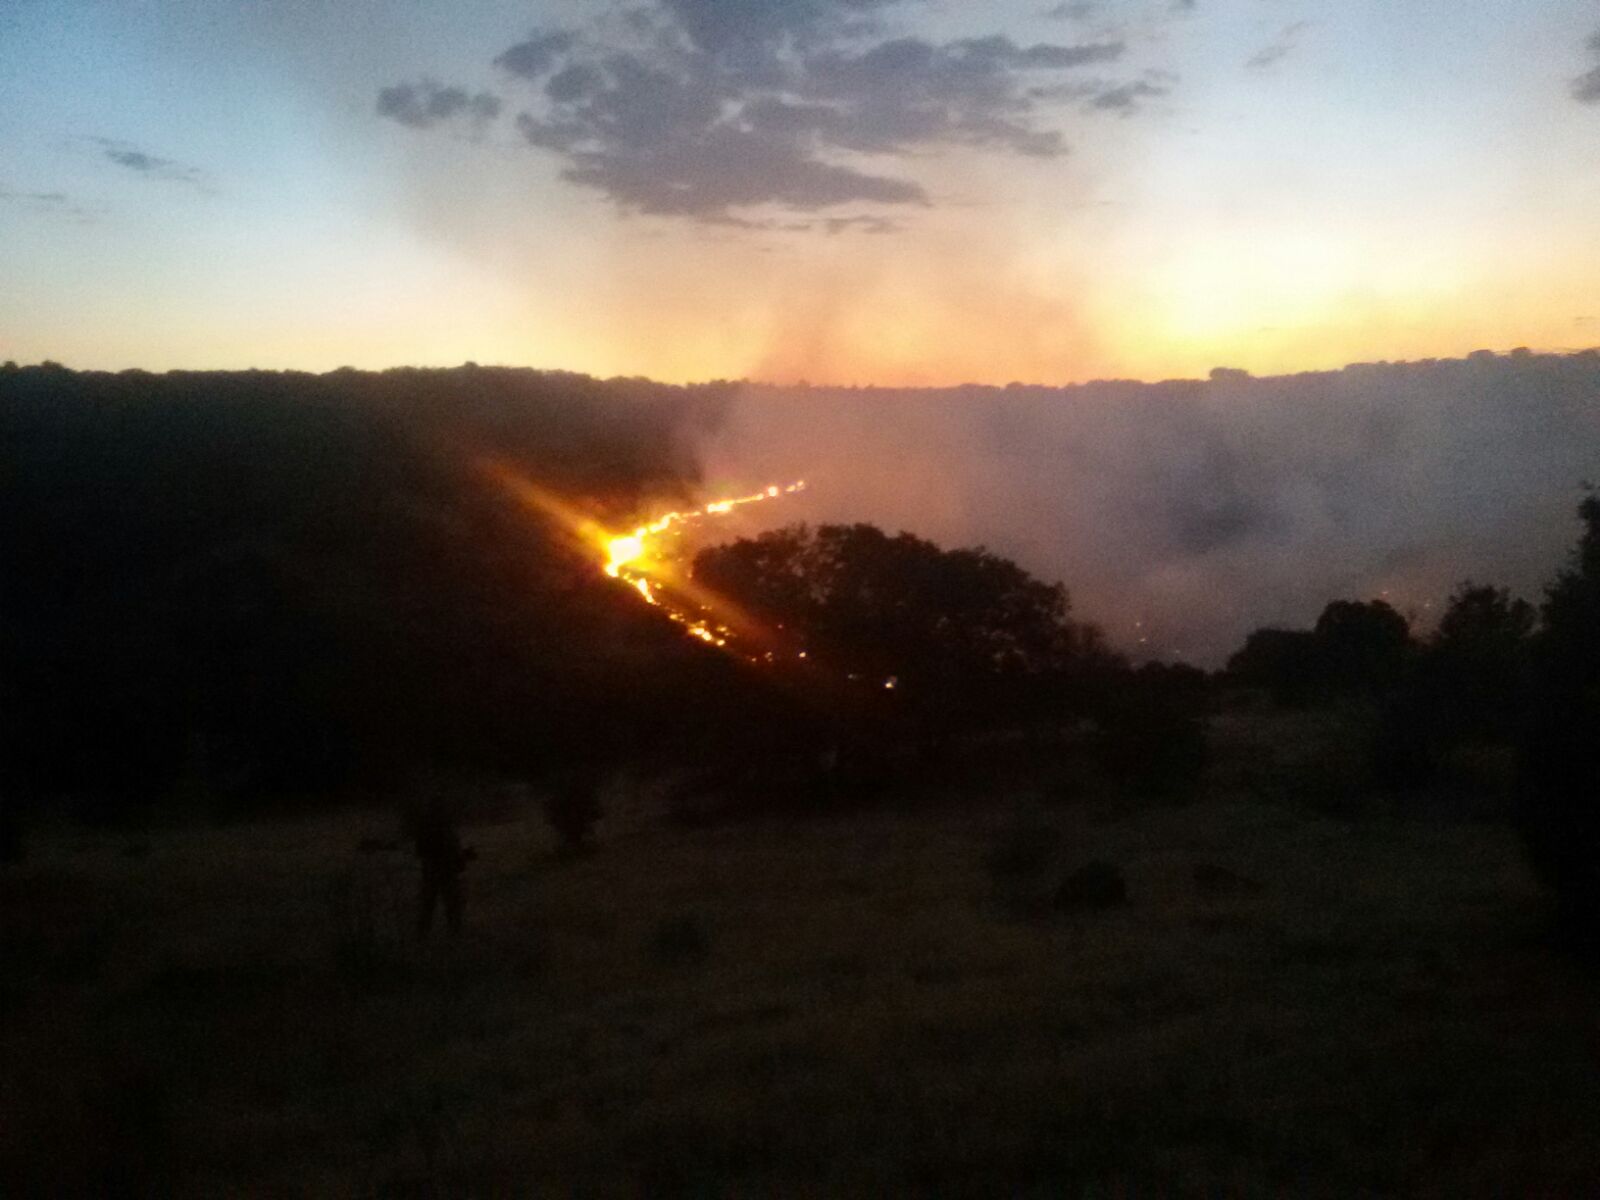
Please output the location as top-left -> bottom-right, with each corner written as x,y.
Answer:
693,523 -> 1110,730
1227,599 -> 1413,704
1311,599 -> 1412,694
1423,583 -> 1535,743
1517,493 -> 1600,943
1225,628 -> 1321,706
1433,583 -> 1536,653
697,524 -> 1096,676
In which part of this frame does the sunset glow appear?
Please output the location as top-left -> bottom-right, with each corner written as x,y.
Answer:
4,2 -> 1597,383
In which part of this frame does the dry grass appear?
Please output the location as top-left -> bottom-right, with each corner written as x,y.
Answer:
3,767 -> 1597,1196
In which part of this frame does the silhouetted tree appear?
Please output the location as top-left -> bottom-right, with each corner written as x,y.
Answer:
693,522 -> 1108,745
1226,627 -> 1321,706
1367,583 -> 1534,793
1427,583 -> 1535,740
1227,599 -> 1413,707
1517,493 -> 1600,947
1312,599 -> 1412,695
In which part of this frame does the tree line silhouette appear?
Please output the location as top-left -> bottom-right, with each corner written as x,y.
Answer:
1,363 -> 1595,947
1225,497 -> 1600,945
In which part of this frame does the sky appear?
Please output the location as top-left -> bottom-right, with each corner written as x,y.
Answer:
4,0 -> 1600,385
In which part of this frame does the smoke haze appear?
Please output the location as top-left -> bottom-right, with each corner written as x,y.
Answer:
699,350 -> 1600,664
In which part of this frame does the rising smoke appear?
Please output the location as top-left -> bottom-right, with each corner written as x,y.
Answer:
697,350 -> 1600,664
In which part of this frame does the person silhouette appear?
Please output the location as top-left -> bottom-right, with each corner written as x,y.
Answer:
412,796 -> 471,937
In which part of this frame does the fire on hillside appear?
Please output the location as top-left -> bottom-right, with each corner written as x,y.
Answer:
603,482 -> 807,646
481,459 -> 805,658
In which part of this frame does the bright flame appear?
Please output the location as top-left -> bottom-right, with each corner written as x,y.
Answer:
477,458 -> 805,659
598,480 -> 805,652
605,534 -> 646,578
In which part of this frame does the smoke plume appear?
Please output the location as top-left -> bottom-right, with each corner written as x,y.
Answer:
700,350 -> 1600,664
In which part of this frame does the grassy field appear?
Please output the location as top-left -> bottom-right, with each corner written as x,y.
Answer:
4,744 -> 1598,1196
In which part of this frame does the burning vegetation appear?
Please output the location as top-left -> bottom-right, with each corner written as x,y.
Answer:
599,480 -> 808,649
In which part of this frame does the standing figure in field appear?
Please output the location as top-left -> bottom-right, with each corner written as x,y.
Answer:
412,796 -> 471,937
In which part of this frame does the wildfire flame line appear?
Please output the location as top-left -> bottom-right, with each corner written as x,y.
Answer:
603,482 -> 806,646
483,462 -> 894,688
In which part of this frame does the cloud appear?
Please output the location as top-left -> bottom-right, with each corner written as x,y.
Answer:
494,31 -> 578,80
1246,21 -> 1310,71
0,185 -> 97,222
91,138 -> 209,188
376,80 -> 502,131
654,0 -> 899,55
1574,30 -> 1600,103
820,213 -> 901,234
548,122 -> 929,218
1043,2 -> 1099,20
789,36 -> 1124,156
1090,78 -> 1168,114
383,1 -> 1163,224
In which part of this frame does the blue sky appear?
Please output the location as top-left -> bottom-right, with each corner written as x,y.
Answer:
4,0 -> 1598,383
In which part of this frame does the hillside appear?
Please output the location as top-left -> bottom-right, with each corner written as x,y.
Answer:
5,746 -> 1596,1195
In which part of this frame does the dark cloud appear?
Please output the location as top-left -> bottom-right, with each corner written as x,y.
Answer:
1246,21 -> 1309,71
0,185 -> 96,221
1090,78 -> 1168,113
544,62 -> 603,103
1043,2 -> 1099,20
820,213 -> 901,234
90,138 -> 209,188
0,187 -> 66,205
376,80 -> 502,131
501,29 -> 1126,215
494,30 -> 577,80
381,0 -> 1162,224
1574,31 -> 1600,103
655,0 -> 897,55
792,36 -> 1123,156
551,123 -> 928,218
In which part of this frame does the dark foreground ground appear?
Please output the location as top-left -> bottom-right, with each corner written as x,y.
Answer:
4,724 -> 1598,1196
